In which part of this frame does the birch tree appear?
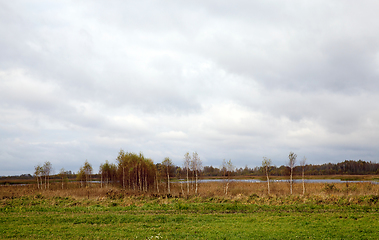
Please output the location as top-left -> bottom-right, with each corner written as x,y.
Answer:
34,165 -> 43,189
59,168 -> 66,190
83,160 -> 93,187
162,157 -> 173,194
99,163 -> 104,188
156,163 -> 161,193
114,150 -> 156,191
288,152 -> 297,195
177,167 -> 185,196
77,167 -> 85,188
184,152 -> 191,194
191,152 -> 202,194
99,160 -> 115,187
43,161 -> 52,190
77,160 -> 92,188
300,156 -> 306,195
116,150 -> 127,189
262,157 -> 272,195
222,159 -> 234,195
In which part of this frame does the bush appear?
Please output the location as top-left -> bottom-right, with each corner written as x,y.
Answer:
323,183 -> 339,193
34,193 -> 43,199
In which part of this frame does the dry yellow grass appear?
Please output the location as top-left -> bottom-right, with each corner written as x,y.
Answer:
1,180 -> 378,201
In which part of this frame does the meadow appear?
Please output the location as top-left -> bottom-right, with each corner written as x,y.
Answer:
1,180 -> 379,239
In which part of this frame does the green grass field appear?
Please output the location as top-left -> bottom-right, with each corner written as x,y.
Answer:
1,195 -> 379,239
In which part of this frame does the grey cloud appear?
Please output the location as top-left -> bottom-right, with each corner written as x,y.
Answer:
1,1 -> 379,175
183,1 -> 379,93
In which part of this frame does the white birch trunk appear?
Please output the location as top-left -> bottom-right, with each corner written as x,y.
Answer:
195,171 -> 198,194
266,166 -> 270,195
290,167 -> 293,195
167,172 -> 170,194
123,166 -> 125,189
186,167 -> 189,194
156,172 -> 159,193
302,168 -> 305,195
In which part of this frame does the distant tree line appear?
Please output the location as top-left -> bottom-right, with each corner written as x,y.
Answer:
202,160 -> 379,177
298,160 -> 379,175
2,153 -> 376,190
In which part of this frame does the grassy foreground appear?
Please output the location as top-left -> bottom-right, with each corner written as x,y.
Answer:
1,194 -> 379,239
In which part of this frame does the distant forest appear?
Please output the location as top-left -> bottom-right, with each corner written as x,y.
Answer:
209,160 -> 379,177
2,159 -> 379,180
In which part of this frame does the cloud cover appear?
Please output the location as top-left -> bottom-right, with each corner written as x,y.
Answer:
1,0 -> 379,175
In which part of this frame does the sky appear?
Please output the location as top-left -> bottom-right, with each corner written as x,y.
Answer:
1,1 -> 379,176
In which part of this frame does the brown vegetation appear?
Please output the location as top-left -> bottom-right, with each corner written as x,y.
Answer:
1,180 -> 378,201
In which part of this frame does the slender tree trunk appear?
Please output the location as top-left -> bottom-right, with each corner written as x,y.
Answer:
186,167 -> 189,194
128,171 -> 131,189
290,167 -> 293,195
142,169 -> 145,192
195,171 -> 198,194
141,169 -> 144,192
45,175 -> 47,189
180,181 -> 184,196
192,171 -> 194,191
106,172 -> 108,187
144,173 -> 147,192
156,172 -> 159,193
302,167 -> 305,195
135,165 -> 138,190
266,166 -> 270,195
62,176 -> 64,190
167,171 -> 170,194
139,165 -> 142,191
36,177 -> 39,189
123,166 -> 125,189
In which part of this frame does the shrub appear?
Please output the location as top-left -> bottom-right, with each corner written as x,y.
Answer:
34,193 -> 43,199
322,183 -> 339,193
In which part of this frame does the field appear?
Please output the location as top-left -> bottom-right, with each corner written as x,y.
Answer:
1,180 -> 379,239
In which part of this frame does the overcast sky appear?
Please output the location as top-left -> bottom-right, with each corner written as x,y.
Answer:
1,1 -> 379,176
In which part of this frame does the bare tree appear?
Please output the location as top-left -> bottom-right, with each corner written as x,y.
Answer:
300,156 -> 307,195
43,161 -> 52,190
77,160 -> 92,188
99,163 -> 104,188
99,161 -> 111,188
162,157 -> 173,194
184,152 -> 191,194
262,157 -> 272,195
116,150 -> 127,189
156,164 -> 160,193
288,152 -> 297,195
77,167 -> 85,188
177,167 -> 184,196
34,164 -> 43,189
83,160 -> 93,187
221,159 -> 234,195
191,152 -> 202,194
59,168 -> 66,190
99,160 -> 114,188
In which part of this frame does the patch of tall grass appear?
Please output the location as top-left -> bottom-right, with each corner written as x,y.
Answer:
1,180 -> 378,206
